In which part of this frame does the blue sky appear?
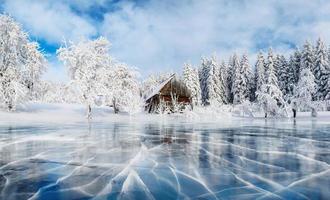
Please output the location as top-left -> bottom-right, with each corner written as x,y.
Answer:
1,0 -> 330,82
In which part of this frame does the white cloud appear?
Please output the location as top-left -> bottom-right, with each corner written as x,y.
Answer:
100,0 -> 330,75
3,0 -> 97,44
3,0 -> 330,80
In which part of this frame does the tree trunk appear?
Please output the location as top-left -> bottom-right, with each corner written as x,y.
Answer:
311,108 -> 317,117
292,109 -> 296,118
8,104 -> 12,111
263,103 -> 268,118
113,98 -> 119,114
7,100 -> 13,112
86,104 -> 92,119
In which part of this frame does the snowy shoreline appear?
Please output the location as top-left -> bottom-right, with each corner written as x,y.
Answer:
1,102 -> 330,126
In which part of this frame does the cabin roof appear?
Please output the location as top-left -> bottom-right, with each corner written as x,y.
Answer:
144,74 -> 175,101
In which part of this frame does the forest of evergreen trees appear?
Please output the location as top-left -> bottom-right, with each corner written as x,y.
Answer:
182,38 -> 330,114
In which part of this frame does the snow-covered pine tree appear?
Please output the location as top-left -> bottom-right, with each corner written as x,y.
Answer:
210,56 -> 228,105
300,41 -> 317,100
300,41 -> 315,71
226,56 -> 233,103
273,54 -> 281,78
286,55 -> 297,100
328,45 -> 330,63
276,55 -> 291,99
290,49 -> 302,84
220,60 -> 230,103
324,46 -> 330,100
266,49 -> 281,87
232,54 -> 251,104
199,57 -> 211,105
192,67 -> 202,106
314,38 -> 330,100
183,63 -> 201,106
254,52 -> 266,100
293,68 -> 316,111
256,48 -> 285,117
205,59 -> 216,105
244,55 -> 254,102
199,56 -> 227,105
228,54 -> 240,103
57,37 -> 111,118
0,15 -> 46,111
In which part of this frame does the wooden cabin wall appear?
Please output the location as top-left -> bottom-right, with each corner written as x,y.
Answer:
145,76 -> 192,113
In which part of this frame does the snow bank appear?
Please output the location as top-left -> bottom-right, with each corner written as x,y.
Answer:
0,102 -> 330,126
0,102 -> 113,125
0,102 -> 234,126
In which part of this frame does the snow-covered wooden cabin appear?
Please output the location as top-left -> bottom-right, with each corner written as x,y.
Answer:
145,74 -> 191,113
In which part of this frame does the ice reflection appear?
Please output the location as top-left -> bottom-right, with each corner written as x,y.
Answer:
0,119 -> 329,200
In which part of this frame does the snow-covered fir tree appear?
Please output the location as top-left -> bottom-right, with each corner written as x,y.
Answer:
254,52 -> 266,99
199,56 -> 228,105
314,38 -> 330,100
273,54 -> 281,78
293,68 -> 316,110
328,45 -> 330,61
300,41 -> 315,71
220,60 -> 230,103
183,63 -> 201,106
286,55 -> 298,101
256,48 -> 285,117
210,56 -> 229,105
0,15 -> 46,111
231,54 -> 251,104
300,41 -> 317,100
265,49 -> 280,87
57,37 -> 111,118
199,58 -> 210,105
244,55 -> 254,101
290,49 -> 301,84
328,47 -> 330,100
276,55 -> 292,99
227,54 -> 240,103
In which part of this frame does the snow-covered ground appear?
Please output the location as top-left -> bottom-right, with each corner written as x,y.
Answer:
0,102 -> 233,126
1,102 -> 330,126
0,102 -> 114,124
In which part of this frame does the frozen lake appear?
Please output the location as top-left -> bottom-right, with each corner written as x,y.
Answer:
0,117 -> 329,200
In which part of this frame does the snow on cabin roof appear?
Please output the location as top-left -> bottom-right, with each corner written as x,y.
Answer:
144,74 -> 175,101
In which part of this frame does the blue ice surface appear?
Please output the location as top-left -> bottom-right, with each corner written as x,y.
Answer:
0,118 -> 329,200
